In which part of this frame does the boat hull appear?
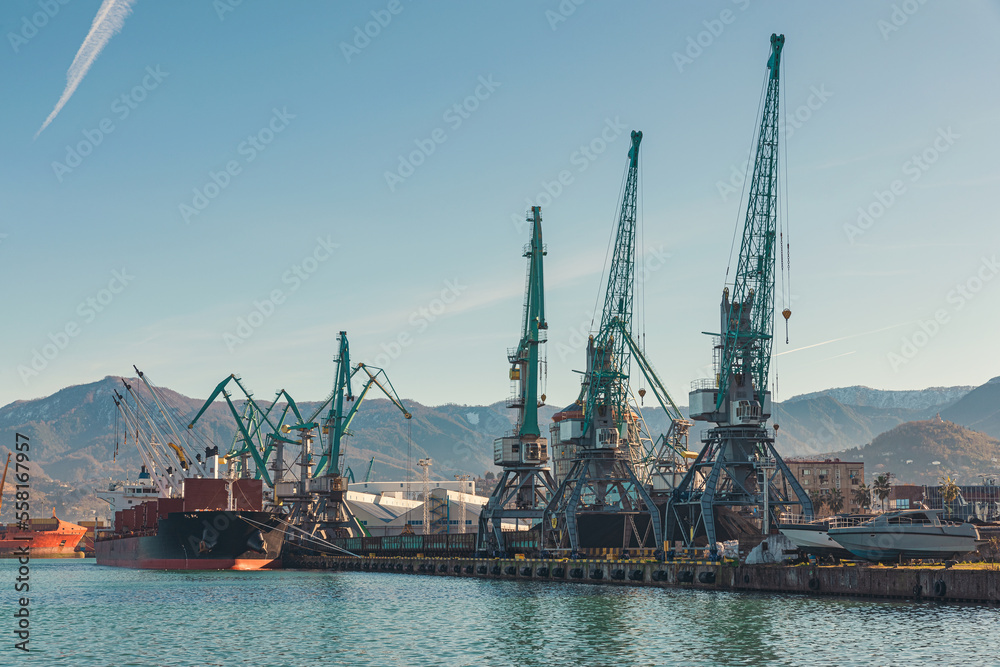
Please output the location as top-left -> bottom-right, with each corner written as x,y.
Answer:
828,525 -> 980,562
0,519 -> 88,558
778,523 -> 854,559
96,510 -> 285,570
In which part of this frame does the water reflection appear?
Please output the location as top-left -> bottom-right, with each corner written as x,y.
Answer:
7,561 -> 1000,667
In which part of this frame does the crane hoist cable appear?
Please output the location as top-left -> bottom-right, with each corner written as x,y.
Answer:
725,74 -> 769,286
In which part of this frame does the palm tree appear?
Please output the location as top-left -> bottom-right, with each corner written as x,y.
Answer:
873,473 -> 892,512
852,482 -> 872,512
939,475 -> 960,518
827,489 -> 845,514
808,490 -> 826,517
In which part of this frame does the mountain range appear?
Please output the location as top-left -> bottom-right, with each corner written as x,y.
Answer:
2,375 -> 999,521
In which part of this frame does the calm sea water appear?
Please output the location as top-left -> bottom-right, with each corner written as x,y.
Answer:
2,559 -> 998,666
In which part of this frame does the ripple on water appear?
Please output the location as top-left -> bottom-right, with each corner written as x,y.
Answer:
6,560 -> 999,667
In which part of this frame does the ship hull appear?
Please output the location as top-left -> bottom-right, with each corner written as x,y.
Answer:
96,510 -> 285,570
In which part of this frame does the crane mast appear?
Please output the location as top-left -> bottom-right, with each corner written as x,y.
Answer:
477,206 -> 557,557
669,34 -> 811,559
543,131 -> 665,560
717,33 -> 782,416
585,131 -> 641,442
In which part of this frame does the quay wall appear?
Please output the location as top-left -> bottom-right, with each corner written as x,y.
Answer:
283,552 -> 1000,604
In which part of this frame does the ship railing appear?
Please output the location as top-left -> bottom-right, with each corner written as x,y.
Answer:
826,515 -> 869,529
778,513 -> 811,525
778,513 -> 868,529
882,515 -> 938,526
690,378 -> 718,390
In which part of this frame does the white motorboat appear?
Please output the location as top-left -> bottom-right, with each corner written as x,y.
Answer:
778,514 -> 867,559
827,509 -> 980,562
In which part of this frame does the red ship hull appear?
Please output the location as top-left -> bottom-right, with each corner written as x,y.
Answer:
0,518 -> 88,557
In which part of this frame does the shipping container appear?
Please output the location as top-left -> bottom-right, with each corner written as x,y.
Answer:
233,479 -> 263,511
183,478 -> 229,511
141,501 -> 159,529
157,497 -> 184,519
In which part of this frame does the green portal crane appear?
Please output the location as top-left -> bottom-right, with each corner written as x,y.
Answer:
671,34 -> 812,558
188,374 -> 305,487
308,335 -> 412,478
584,131 -> 642,439
477,206 -> 557,556
518,205 -> 547,438
288,331 -> 411,539
543,130 -> 668,559
715,34 -> 783,413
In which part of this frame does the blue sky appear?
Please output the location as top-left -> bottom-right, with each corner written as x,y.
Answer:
2,1 -> 999,410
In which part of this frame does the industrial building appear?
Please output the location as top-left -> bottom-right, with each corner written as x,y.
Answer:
346,485 -> 518,537
889,480 -> 1000,522
785,458 -> 866,515
348,480 -> 476,500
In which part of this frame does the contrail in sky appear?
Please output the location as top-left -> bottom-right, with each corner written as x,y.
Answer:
775,322 -> 909,357
35,0 -> 138,138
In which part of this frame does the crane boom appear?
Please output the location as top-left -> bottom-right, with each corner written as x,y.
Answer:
517,205 -> 547,437
585,129 -> 642,437
716,33 -> 783,413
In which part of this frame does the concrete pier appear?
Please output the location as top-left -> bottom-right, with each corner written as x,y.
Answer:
283,553 -> 1000,604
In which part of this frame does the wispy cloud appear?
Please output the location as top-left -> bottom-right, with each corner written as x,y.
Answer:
36,0 -> 138,138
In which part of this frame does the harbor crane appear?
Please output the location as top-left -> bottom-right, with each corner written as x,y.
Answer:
544,131 -> 676,559
188,374 -> 305,487
188,332 -> 411,540
668,34 -> 812,559
478,206 -> 557,556
284,331 -> 412,539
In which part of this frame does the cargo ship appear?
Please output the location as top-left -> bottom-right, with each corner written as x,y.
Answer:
0,452 -> 88,557
95,477 -> 286,570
